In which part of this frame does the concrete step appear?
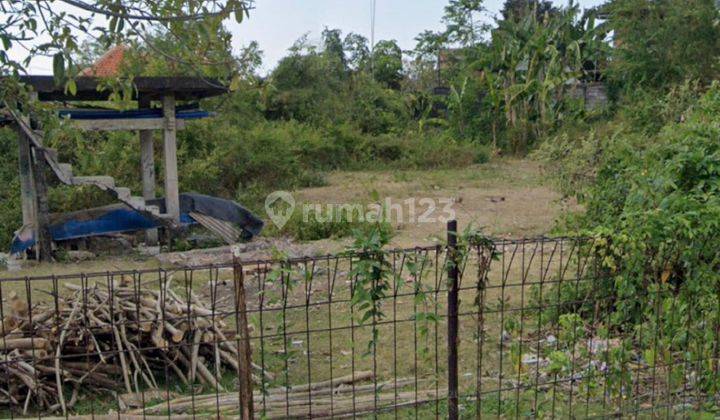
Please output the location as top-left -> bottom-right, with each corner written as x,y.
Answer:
125,200 -> 168,219
72,176 -> 116,189
145,205 -> 161,216
58,163 -> 73,179
127,196 -> 147,210
115,187 -> 132,201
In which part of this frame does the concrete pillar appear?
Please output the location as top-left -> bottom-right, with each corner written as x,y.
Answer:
162,94 -> 180,222
139,96 -> 158,245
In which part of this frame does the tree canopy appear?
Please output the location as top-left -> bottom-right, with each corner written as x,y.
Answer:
1,0 -> 252,89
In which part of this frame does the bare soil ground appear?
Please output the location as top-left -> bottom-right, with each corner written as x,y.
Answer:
1,158 -> 577,277
296,158 -> 577,249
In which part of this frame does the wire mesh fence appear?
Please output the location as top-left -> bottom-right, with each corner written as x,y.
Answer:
0,230 -> 718,418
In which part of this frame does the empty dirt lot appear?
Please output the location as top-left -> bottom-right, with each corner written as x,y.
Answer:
2,158 -> 577,278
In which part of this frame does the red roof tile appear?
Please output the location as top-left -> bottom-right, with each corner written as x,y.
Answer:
80,45 -> 127,77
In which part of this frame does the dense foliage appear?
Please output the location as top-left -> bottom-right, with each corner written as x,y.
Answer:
544,85 -> 720,315
412,0 -> 607,151
526,85 -> 720,408
605,0 -> 720,89
531,0 -> 720,400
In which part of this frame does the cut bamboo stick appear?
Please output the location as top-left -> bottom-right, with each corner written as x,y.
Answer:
0,280 -> 252,415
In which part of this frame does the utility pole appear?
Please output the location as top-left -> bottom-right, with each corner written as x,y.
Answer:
370,0 -> 377,72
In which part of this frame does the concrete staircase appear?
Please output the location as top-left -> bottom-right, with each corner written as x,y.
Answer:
11,110 -> 178,229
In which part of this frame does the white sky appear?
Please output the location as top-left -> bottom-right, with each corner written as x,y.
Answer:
16,0 -> 607,75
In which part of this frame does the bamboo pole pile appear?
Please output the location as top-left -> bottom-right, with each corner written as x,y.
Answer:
0,277 -> 271,416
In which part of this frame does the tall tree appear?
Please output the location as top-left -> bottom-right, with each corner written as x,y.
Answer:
501,0 -> 559,23
322,27 -> 347,72
606,0 -> 720,88
343,33 -> 371,71
411,1 -> 487,88
442,0 -> 487,47
1,1 -> 251,87
371,40 -> 404,89
409,30 -> 447,90
121,21 -> 241,80
414,30 -> 447,65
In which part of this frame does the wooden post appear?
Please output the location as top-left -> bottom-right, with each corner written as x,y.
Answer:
139,96 -> 158,245
16,91 -> 46,260
16,125 -> 36,228
446,220 -> 459,420
233,246 -> 254,419
31,147 -> 53,262
162,94 -> 180,222
16,91 -> 39,234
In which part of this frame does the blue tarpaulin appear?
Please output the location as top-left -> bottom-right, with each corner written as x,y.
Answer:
10,209 -> 195,254
10,193 -> 264,255
58,106 -> 211,120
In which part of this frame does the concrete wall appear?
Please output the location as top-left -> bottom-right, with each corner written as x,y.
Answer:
570,82 -> 609,111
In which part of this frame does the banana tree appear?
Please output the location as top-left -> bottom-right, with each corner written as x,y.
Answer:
447,77 -> 469,138
481,69 -> 503,150
481,1 -> 606,152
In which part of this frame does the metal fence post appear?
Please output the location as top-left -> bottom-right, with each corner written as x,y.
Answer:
233,246 -> 254,419
447,220 -> 459,420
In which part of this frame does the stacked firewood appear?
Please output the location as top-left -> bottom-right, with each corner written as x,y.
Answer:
0,277 -> 269,416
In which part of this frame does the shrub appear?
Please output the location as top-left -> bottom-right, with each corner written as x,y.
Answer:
264,206 -> 363,241
359,134 -> 407,163
181,120 -> 327,200
539,84 -> 720,394
403,132 -> 479,168
44,128 -> 138,213
346,131 -> 485,170
536,82 -> 704,199
262,201 -> 394,241
533,91 -> 720,395
349,74 -> 410,135
614,81 -> 704,135
473,144 -> 491,164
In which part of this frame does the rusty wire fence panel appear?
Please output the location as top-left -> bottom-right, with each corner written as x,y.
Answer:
0,236 -> 718,418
